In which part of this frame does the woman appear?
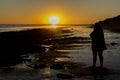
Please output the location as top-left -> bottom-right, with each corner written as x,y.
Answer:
90,23 -> 106,68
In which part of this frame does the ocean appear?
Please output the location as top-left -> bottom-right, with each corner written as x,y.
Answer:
0,25 -> 120,80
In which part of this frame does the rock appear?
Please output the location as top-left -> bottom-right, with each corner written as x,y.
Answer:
0,28 -> 57,67
0,56 -> 23,67
28,64 -> 47,69
111,42 -> 117,46
70,66 -> 109,77
50,63 -> 65,70
57,73 -> 75,79
22,58 -> 32,62
99,15 -> 120,32
0,67 -> 14,71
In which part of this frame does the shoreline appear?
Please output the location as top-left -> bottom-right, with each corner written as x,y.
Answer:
0,26 -> 120,80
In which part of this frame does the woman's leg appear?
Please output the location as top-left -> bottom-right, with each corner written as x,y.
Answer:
92,50 -> 97,68
98,50 -> 103,68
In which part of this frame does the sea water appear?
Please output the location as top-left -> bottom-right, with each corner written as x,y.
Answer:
0,25 -> 120,80
0,25 -> 120,69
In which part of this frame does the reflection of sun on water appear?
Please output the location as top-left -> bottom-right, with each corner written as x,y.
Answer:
54,58 -> 67,62
38,68 -> 51,78
51,25 -> 58,28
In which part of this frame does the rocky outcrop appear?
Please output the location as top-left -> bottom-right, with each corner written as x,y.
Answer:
99,15 -> 120,32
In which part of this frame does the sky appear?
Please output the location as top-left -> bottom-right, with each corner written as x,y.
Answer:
0,0 -> 120,24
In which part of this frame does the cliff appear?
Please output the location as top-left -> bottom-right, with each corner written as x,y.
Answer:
99,15 -> 120,32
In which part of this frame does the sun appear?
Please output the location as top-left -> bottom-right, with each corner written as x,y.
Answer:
49,16 -> 60,24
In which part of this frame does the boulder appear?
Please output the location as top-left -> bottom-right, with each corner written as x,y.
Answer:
50,63 -> 65,70
57,73 -> 75,79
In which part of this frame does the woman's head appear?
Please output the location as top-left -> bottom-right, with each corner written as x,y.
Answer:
94,23 -> 103,32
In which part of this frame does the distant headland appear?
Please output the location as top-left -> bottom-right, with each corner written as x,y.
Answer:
98,15 -> 120,32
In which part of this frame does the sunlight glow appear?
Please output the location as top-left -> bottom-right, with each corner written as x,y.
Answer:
49,16 -> 60,24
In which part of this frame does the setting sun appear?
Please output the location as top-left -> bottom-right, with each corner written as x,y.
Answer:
49,16 -> 60,24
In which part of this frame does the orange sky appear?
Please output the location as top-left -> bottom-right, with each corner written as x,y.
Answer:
0,0 -> 120,24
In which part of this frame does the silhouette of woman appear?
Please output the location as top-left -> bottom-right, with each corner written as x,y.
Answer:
90,23 -> 106,68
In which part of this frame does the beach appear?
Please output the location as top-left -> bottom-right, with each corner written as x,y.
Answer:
0,25 -> 120,80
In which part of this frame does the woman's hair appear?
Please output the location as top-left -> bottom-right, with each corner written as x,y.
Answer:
94,23 -> 104,37
94,23 -> 103,33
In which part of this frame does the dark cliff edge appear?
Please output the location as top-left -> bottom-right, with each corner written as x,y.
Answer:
98,15 -> 120,32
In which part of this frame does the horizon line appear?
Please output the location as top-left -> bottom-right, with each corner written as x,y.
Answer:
0,24 -> 93,26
